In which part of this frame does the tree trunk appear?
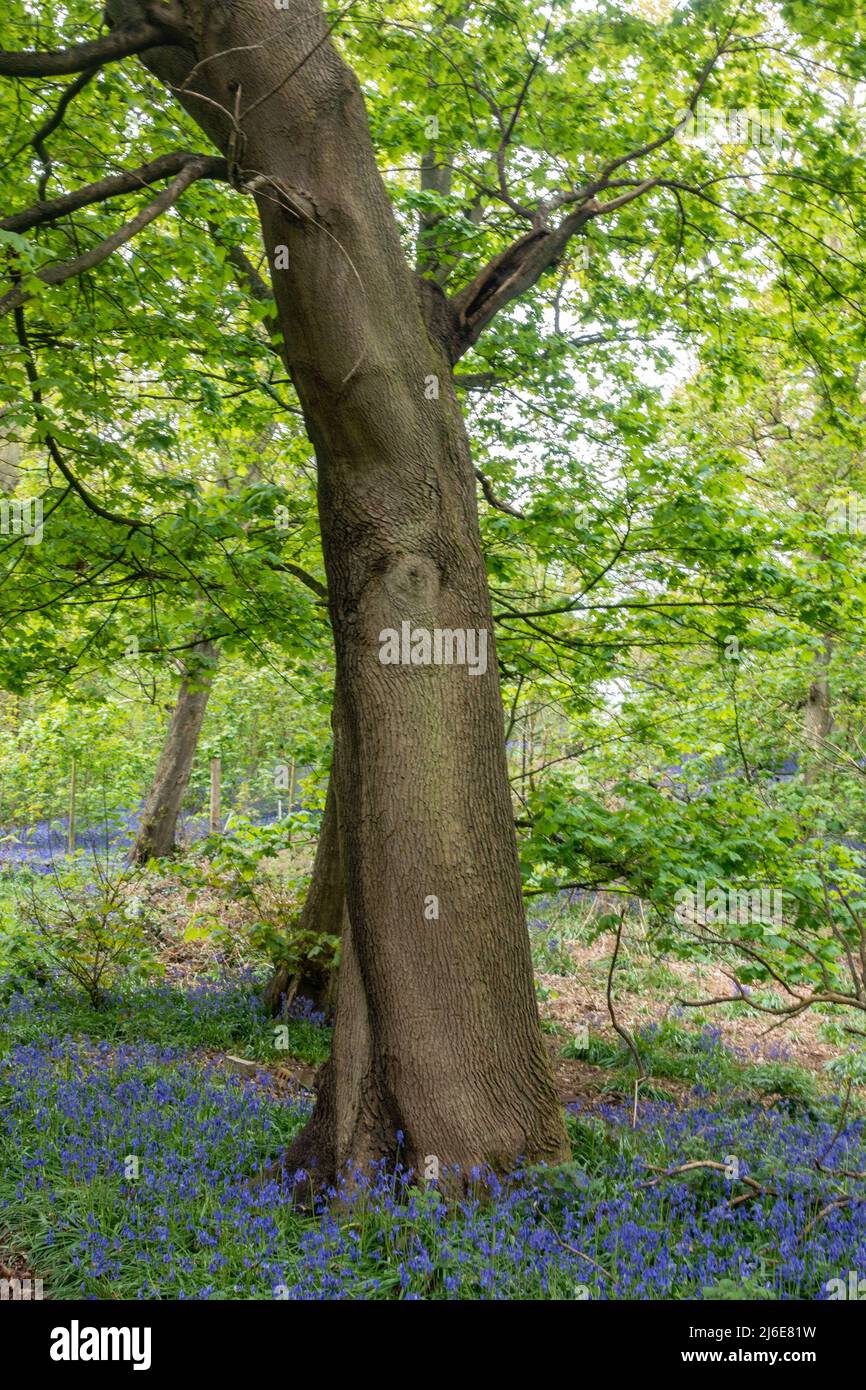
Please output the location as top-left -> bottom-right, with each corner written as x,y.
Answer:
128,639 -> 217,863
111,0 -> 568,1185
803,635 -> 833,783
262,769 -> 343,1015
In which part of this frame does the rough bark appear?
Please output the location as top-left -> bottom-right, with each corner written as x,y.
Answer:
129,639 -> 217,863
262,770 -> 343,1015
108,0 -> 569,1185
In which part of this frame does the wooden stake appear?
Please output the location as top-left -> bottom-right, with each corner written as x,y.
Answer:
209,756 -> 221,833
67,755 -> 77,856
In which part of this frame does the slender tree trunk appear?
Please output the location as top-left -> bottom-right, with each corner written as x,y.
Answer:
803,635 -> 834,783
111,0 -> 568,1185
262,770 -> 343,1015
128,640 -> 217,863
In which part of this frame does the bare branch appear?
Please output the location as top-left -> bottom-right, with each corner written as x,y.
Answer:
640,1160 -> 779,1208
607,910 -> 644,1078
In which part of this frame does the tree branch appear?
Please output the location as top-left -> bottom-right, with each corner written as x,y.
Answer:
0,20 -> 173,78
0,156 -> 226,317
448,210 -> 594,359
475,468 -> 525,519
2,152 -> 227,234
447,33 -> 734,359
27,68 -> 100,200
268,559 -> 329,602
13,305 -> 144,531
454,371 -> 504,390
219,239 -> 274,304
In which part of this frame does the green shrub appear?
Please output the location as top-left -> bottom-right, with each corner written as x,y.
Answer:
12,857 -> 159,1008
173,818 -> 340,984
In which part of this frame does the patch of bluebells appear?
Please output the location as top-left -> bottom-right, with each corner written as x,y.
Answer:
96,971 -> 273,1027
577,1097 -> 866,1300
528,918 -> 575,974
280,994 -> 328,1028
1,1035 -> 864,1300
2,976 -> 330,1058
637,1021 -> 726,1051
0,802 -> 298,869
0,817 -> 135,870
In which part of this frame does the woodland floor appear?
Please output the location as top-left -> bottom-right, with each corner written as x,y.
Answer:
2,875 -> 865,1300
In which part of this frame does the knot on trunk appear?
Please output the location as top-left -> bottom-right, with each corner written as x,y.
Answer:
379,552 -> 441,613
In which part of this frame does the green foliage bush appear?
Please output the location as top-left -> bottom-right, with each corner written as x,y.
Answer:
10,857 -> 159,1008
173,817 -> 341,982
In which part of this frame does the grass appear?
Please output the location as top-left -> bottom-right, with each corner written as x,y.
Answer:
1,975 -> 331,1067
560,1016 -> 833,1115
